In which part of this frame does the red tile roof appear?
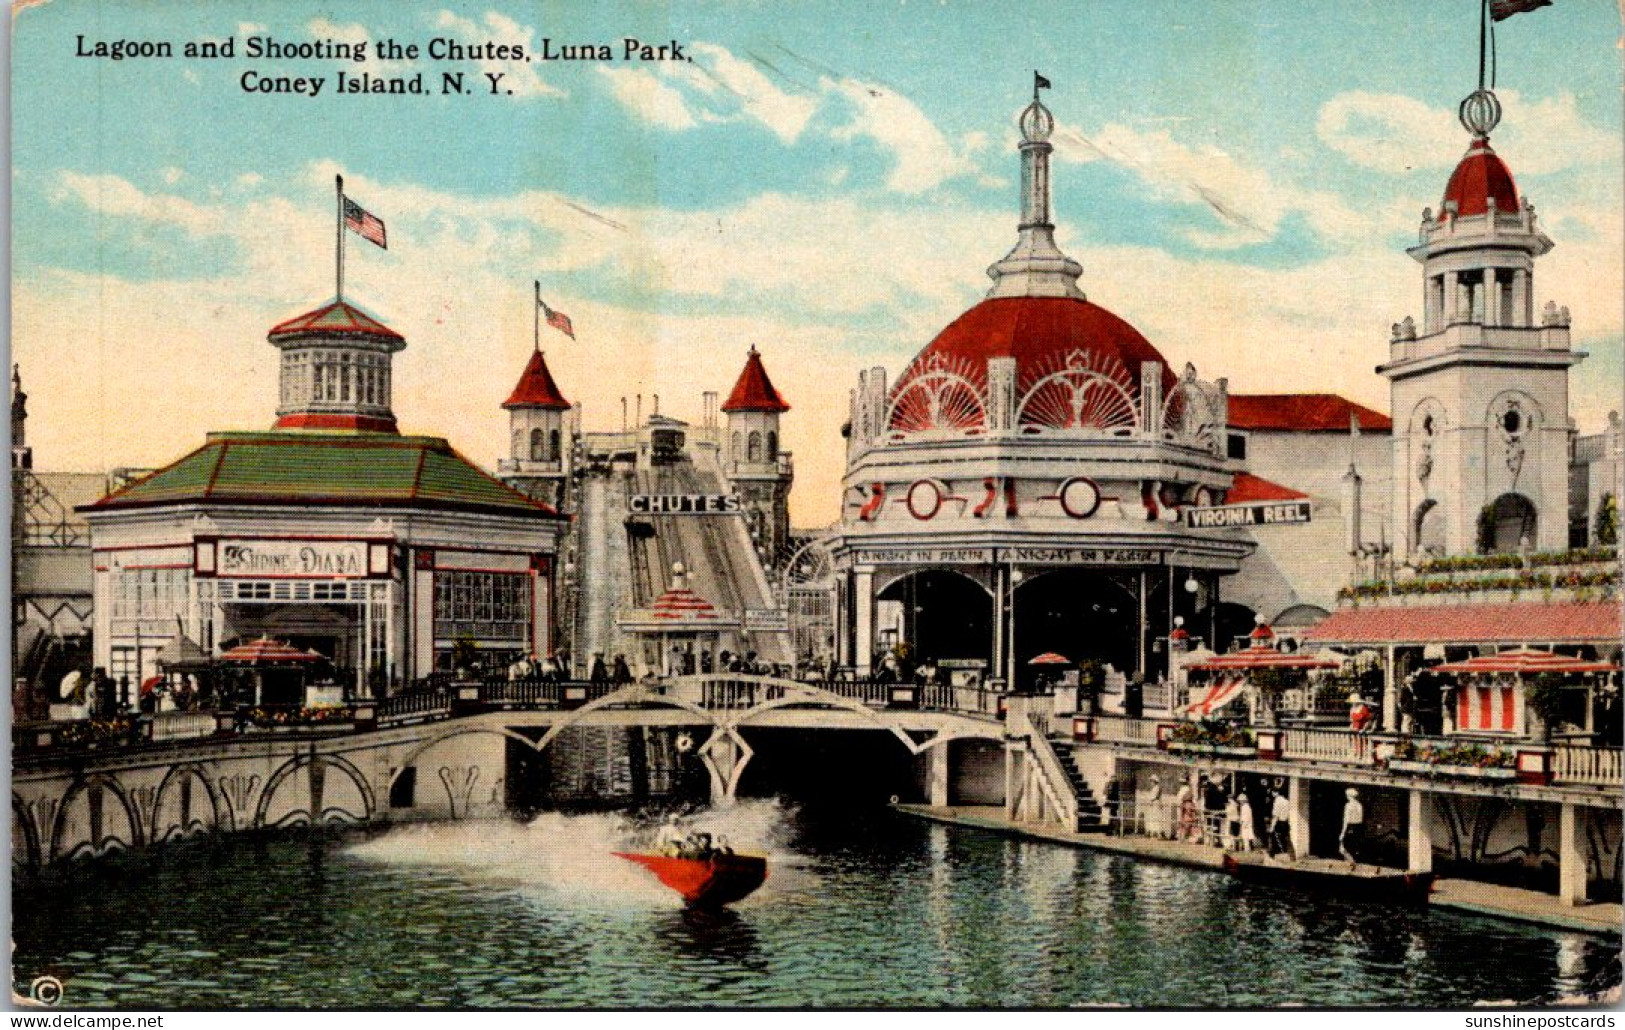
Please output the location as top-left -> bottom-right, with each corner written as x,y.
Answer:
1228,394 -> 1391,432
722,346 -> 790,413
1304,602 -> 1622,646
1226,472 -> 1308,504
268,299 -> 404,342
1442,138 -> 1520,219
503,350 -> 571,410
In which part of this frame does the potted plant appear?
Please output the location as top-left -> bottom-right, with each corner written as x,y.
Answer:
1076,658 -> 1105,716
1248,666 -> 1296,728
452,636 -> 479,680
1525,671 -> 1568,743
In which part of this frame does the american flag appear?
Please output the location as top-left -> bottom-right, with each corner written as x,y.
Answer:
343,197 -> 387,249
540,298 -> 574,339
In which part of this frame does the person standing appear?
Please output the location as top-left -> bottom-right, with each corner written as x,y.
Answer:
1223,792 -> 1241,852
1176,782 -> 1197,843
1339,787 -> 1365,870
1237,790 -> 1257,852
1142,776 -> 1166,838
1268,787 -> 1294,860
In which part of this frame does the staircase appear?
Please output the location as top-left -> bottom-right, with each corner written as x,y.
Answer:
1055,740 -> 1109,833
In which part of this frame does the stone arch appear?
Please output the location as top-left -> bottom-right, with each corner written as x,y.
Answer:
534,685 -> 722,754
875,568 -> 994,667
1409,397 -> 1448,434
50,773 -> 143,862
385,724 -> 545,794
151,763 -> 223,844
12,793 -> 41,873
1486,389 -> 1544,432
254,753 -> 376,830
1413,498 -> 1446,556
1486,492 -> 1538,554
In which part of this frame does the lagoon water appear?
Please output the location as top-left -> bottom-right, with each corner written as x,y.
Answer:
11,802 -> 1620,1008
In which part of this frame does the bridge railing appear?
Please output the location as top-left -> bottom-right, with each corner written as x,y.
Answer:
377,688 -> 455,723
1553,744 -> 1623,787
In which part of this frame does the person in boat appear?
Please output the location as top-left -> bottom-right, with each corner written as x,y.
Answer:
1339,787 -> 1365,870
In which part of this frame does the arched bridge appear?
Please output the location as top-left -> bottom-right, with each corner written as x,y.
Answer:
12,675 -> 1010,871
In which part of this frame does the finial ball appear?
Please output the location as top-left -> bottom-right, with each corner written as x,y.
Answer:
1019,99 -> 1054,143
1458,89 -> 1502,139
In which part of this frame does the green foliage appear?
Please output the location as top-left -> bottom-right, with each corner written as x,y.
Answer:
1476,504 -> 1497,554
1597,493 -> 1619,547
1392,737 -> 1514,770
1076,658 -> 1105,693
1169,718 -> 1254,749
452,636 -> 479,670
1526,672 -> 1570,740
1246,666 -> 1299,693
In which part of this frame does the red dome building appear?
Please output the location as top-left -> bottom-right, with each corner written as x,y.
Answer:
832,87 -> 1252,687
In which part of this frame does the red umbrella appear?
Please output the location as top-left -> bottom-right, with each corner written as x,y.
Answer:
217,637 -> 326,664
140,675 -> 165,697
1028,652 -> 1072,665
1432,648 -> 1618,675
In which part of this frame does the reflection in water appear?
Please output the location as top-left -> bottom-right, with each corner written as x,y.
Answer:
11,804 -> 1622,1008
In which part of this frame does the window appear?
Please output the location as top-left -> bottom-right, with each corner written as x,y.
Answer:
433,570 -> 529,642
747,431 -> 763,462
766,431 -> 778,461
1227,433 -> 1247,460
530,428 -> 545,461
549,429 -> 561,462
110,568 -> 191,622
732,432 -> 742,463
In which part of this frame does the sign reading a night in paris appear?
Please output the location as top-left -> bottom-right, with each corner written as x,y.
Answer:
627,494 -> 742,515
1184,501 -> 1313,529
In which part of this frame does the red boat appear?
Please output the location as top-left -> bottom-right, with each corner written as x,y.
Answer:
614,850 -> 768,908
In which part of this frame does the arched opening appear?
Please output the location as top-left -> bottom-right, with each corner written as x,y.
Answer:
1011,569 -> 1138,688
529,427 -> 545,461
766,431 -> 778,461
1487,492 -> 1538,553
1413,499 -> 1445,556
548,428 -> 562,462
747,431 -> 763,463
875,570 -> 991,670
731,431 -> 742,464
1213,601 -> 1259,654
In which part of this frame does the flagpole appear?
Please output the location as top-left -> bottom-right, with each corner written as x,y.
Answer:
1478,0 -> 1488,93
533,280 -> 541,352
335,174 -> 346,302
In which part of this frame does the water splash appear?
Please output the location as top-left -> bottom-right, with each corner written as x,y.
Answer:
346,800 -> 807,910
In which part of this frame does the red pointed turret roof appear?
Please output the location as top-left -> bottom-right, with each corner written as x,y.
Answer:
268,299 -> 405,342
1441,138 -> 1521,219
722,346 -> 790,413
503,350 -> 571,410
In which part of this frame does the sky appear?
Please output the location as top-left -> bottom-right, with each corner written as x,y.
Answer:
11,0 -> 1624,526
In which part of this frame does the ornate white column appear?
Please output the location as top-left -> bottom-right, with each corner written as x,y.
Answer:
1407,789 -> 1433,873
854,566 -> 875,674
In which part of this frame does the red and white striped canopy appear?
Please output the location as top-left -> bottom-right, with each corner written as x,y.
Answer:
1181,676 -> 1248,716
1186,646 -> 1342,671
1028,652 -> 1072,666
650,588 -> 723,622
1432,648 -> 1619,676
217,637 -> 327,664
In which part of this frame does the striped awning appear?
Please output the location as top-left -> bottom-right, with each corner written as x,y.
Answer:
1431,648 -> 1619,675
1186,646 -> 1342,671
1181,676 -> 1248,716
217,637 -> 326,664
1028,652 -> 1071,665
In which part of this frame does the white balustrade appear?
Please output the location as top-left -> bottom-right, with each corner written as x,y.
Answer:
1554,745 -> 1623,787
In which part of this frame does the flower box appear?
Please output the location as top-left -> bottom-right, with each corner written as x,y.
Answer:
1387,757 -> 1517,780
1166,742 -> 1256,758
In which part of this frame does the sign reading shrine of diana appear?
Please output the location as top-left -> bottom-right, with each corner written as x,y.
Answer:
215,539 -> 372,578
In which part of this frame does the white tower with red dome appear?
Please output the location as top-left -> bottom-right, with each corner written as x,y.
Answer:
832,82 -> 1251,683
1382,89 -> 1580,557
498,347 -> 575,510
721,345 -> 793,561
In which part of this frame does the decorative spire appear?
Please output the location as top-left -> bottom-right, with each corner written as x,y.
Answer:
986,74 -> 1084,301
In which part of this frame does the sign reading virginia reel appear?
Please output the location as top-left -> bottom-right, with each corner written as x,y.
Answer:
1183,501 -> 1313,529
627,494 -> 742,515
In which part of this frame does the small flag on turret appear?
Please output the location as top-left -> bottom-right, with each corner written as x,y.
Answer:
540,297 -> 574,339
343,197 -> 387,249
1490,0 -> 1551,20
1034,71 -> 1051,90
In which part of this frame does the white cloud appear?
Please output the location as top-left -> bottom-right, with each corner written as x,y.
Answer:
160,167 -> 184,186
236,172 -> 264,189
1052,119 -> 1399,249
594,42 -> 978,194
597,67 -> 700,131
1317,89 -> 1617,177
238,22 -> 267,37
690,43 -> 816,144
431,10 -> 563,98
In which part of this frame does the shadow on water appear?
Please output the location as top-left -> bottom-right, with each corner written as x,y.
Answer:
653,906 -> 766,971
